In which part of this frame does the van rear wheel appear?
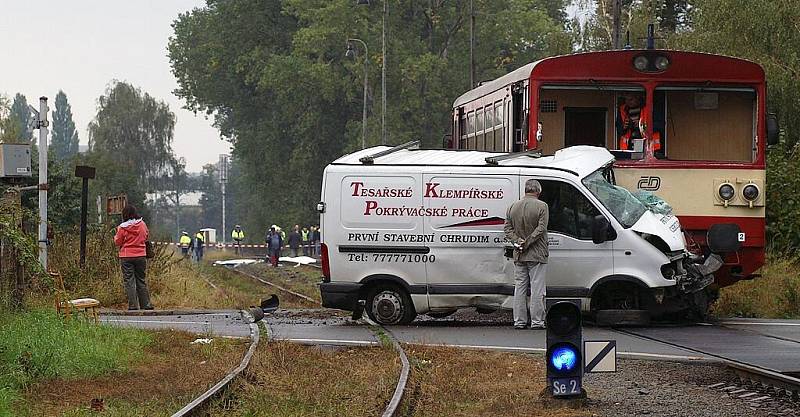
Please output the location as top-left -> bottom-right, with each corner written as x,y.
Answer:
366,284 -> 416,325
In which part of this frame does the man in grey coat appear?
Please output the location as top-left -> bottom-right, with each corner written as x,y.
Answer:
504,179 -> 549,329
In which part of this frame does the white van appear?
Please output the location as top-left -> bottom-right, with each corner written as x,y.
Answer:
318,144 -> 720,325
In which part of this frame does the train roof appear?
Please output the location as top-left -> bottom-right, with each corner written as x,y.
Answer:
330,145 -> 614,178
453,49 -> 765,108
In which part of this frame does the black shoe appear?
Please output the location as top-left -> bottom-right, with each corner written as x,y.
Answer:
128,308 -> 139,311
143,306 -> 155,310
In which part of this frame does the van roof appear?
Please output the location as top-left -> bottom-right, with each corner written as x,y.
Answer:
331,146 -> 614,178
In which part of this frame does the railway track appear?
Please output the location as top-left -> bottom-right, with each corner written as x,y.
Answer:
615,323 -> 800,415
228,262 -> 800,414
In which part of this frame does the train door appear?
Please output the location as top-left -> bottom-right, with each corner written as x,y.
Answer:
564,107 -> 607,147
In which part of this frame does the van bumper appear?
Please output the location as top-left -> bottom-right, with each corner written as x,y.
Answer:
320,282 -> 363,311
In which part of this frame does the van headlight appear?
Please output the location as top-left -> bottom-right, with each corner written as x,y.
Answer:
717,183 -> 735,201
742,183 -> 759,201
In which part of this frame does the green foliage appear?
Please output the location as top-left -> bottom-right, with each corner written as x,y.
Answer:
50,91 -> 80,163
169,0 -> 570,235
673,0 -> 800,252
0,310 -> 152,415
87,81 -> 177,211
9,94 -> 33,143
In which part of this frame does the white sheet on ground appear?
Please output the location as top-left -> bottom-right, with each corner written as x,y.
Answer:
278,256 -> 317,265
212,259 -> 261,266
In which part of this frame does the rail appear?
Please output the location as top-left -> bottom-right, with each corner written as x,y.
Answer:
363,316 -> 411,417
171,309 -> 261,417
226,266 -> 320,305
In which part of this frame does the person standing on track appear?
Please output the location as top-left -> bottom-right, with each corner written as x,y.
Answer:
194,230 -> 205,262
266,225 -> 283,267
231,224 -> 245,254
301,226 -> 310,256
179,231 -> 192,258
113,204 -> 154,311
288,225 -> 301,257
504,179 -> 549,330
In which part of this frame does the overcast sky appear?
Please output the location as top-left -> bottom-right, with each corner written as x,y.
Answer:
0,0 -> 230,171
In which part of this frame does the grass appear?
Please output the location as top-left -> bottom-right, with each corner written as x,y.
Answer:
711,256 -> 800,319
25,329 -> 246,417
402,346 -> 589,417
206,341 -> 399,416
0,310 -> 152,416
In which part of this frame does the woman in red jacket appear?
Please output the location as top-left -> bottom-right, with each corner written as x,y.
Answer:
113,204 -> 153,310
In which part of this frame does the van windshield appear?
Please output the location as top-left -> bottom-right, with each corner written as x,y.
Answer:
582,169 -> 647,228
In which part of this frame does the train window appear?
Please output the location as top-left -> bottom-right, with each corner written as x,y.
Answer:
538,84 -> 644,155
495,102 -> 503,127
467,112 -> 475,135
476,109 -> 484,132
656,87 -> 755,162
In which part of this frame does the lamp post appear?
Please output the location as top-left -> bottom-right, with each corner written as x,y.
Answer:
357,0 -> 386,145
346,39 -> 369,150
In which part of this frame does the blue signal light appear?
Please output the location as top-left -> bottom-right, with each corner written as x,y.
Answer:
550,345 -> 578,372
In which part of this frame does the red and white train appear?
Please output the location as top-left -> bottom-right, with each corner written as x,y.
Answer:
449,48 -> 779,290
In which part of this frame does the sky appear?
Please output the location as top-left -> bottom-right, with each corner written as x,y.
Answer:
0,0 -> 230,172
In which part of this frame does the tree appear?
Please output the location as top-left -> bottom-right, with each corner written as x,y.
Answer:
168,0 -> 570,235
673,0 -> 800,253
87,81 -> 176,212
9,93 -> 33,143
51,91 -> 80,163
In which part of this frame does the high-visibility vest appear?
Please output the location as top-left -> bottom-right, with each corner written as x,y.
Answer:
179,235 -> 191,248
301,230 -> 309,242
618,104 -> 661,151
232,229 -> 244,241
196,232 -> 204,244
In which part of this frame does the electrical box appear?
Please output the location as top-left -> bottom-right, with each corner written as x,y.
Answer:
0,144 -> 32,178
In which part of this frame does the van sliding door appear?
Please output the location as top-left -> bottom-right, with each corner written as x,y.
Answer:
423,172 -> 520,310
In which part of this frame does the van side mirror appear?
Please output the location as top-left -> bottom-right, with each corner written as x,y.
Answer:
592,215 -> 616,244
767,113 -> 780,146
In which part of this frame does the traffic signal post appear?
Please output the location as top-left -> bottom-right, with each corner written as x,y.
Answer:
545,299 -> 618,399
545,299 -> 585,398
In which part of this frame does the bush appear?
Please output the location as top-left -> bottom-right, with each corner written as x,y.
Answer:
766,146 -> 800,254
712,256 -> 800,318
44,226 -> 172,307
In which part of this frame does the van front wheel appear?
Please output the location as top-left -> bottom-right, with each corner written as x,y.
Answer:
366,284 -> 416,325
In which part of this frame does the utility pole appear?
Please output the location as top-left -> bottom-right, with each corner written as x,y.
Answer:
469,0 -> 475,88
74,166 -> 95,268
29,97 -> 49,270
612,0 -> 622,49
219,154 -> 229,246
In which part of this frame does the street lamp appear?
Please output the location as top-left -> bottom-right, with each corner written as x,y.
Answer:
356,0 -> 386,145
346,39 -> 369,150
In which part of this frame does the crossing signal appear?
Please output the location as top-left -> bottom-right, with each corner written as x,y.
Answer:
546,299 -> 584,397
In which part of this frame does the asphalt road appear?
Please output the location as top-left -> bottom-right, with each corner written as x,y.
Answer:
99,309 -> 800,371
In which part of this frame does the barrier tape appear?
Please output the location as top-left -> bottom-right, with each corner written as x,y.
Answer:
155,242 -> 319,249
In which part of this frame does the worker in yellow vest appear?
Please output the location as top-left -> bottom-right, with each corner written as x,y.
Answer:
179,231 -> 192,258
232,225 -> 245,254
194,231 -> 205,262
301,226 -> 310,256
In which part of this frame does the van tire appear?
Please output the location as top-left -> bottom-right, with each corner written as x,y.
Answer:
594,309 -> 651,327
366,284 -> 416,325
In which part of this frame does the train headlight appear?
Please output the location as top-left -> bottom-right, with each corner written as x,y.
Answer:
654,56 -> 670,71
633,56 -> 649,71
743,184 -> 760,201
718,183 -> 735,201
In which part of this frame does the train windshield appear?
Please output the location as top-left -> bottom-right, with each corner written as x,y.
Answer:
582,168 -> 647,228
